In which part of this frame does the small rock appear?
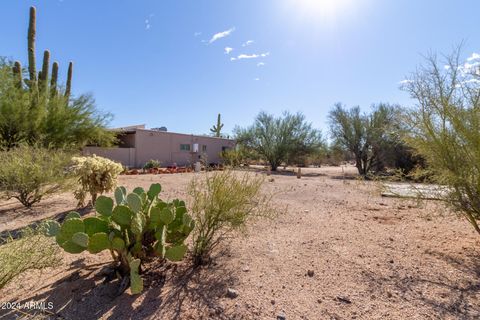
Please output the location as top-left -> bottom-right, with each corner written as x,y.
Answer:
389,260 -> 394,264
226,288 -> 238,299
335,296 -> 352,304
242,265 -> 250,272
307,270 -> 314,277
387,292 -> 393,298
277,313 -> 286,320
271,299 -> 276,305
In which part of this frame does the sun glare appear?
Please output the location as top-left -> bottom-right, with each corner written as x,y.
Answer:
285,0 -> 360,24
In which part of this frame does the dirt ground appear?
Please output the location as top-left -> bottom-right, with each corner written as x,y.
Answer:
0,166 -> 479,320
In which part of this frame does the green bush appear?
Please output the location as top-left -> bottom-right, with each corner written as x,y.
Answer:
0,146 -> 73,207
220,149 -> 245,167
46,183 -> 195,294
188,170 -> 274,265
72,155 -> 123,206
402,48 -> 480,234
0,225 -> 61,289
143,159 -> 161,170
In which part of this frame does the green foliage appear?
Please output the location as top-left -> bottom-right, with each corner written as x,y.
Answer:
220,147 -> 248,167
402,48 -> 480,234
329,103 -> 403,176
0,145 -> 73,207
0,225 -> 61,289
47,183 -> 194,294
235,111 -> 324,171
143,159 -> 161,170
72,155 -> 123,206
210,113 -> 224,137
188,170 -> 274,264
0,6 -> 114,151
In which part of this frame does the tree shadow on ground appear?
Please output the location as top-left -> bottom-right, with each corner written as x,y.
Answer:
2,253 -> 238,320
360,249 -> 480,319
0,206 -> 92,243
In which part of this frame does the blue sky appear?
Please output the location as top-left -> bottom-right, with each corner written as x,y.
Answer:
1,0 -> 479,136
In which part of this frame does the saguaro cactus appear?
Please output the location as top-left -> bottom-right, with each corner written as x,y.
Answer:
39,50 -> 50,95
50,62 -> 59,98
65,62 -> 73,99
210,113 -> 224,137
12,61 -> 23,88
27,6 -> 37,90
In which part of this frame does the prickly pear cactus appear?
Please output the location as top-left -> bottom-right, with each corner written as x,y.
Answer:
45,183 -> 195,294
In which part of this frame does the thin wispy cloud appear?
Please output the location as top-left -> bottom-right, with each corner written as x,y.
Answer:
257,62 -> 265,67
231,52 -> 270,61
194,32 -> 202,37
145,14 -> 154,30
254,77 -> 260,81
242,40 -> 254,47
224,47 -> 233,54
209,27 -> 235,44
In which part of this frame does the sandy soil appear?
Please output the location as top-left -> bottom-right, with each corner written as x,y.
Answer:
0,166 -> 479,320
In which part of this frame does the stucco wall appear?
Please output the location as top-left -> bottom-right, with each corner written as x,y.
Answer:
83,147 -> 135,167
83,131 -> 235,168
134,130 -> 235,167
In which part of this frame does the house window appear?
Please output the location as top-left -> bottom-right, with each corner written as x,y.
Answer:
180,144 -> 191,151
222,146 -> 230,152
202,145 -> 207,152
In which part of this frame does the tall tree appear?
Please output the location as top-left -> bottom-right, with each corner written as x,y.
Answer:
235,111 -> 324,171
329,103 -> 399,176
210,113 -> 224,137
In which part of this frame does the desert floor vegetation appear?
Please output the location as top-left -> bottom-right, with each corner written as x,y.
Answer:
1,166 -> 479,319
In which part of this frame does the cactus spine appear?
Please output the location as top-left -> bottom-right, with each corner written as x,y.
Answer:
210,113 -> 224,137
12,61 -> 23,89
27,6 -> 37,90
65,62 -> 73,99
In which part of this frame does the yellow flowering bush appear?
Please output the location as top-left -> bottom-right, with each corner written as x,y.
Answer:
72,155 -> 123,206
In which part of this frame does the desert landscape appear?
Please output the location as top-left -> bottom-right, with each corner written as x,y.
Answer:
1,166 -> 478,320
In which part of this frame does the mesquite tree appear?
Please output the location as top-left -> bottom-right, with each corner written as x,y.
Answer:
235,111 -> 324,171
329,103 -> 400,176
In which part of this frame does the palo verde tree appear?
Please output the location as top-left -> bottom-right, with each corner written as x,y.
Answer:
210,113 -> 224,137
402,47 -> 480,235
0,6 -> 114,151
328,103 -> 400,176
235,111 -> 324,171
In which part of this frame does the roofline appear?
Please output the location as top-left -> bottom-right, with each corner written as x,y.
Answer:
116,128 -> 235,141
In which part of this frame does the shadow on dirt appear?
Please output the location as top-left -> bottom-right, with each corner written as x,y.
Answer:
0,206 -> 92,243
360,249 -> 480,319
2,254 -> 238,320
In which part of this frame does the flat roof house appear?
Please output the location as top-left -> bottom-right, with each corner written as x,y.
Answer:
83,125 -> 235,168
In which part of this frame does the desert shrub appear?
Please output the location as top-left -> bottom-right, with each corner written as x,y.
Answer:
188,170 -> 274,265
402,48 -> 480,234
0,225 -> 61,289
0,146 -> 73,207
46,184 -> 194,294
235,111 -> 324,171
143,159 -> 161,170
221,148 -> 245,167
72,155 -> 123,206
